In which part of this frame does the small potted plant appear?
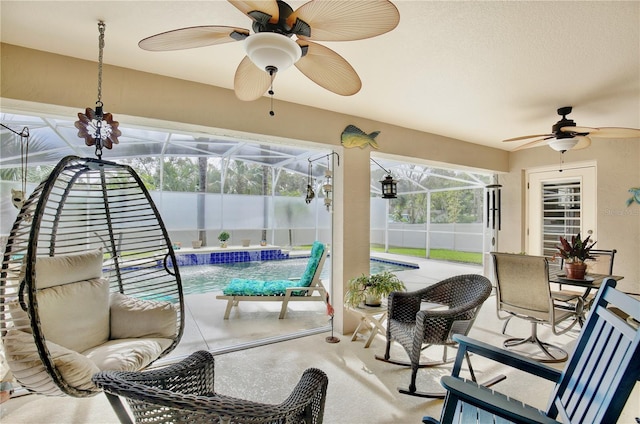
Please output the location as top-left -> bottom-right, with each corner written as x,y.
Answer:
217,231 -> 230,248
344,271 -> 406,308
554,233 -> 597,279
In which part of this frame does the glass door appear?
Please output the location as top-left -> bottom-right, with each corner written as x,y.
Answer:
526,164 -> 596,263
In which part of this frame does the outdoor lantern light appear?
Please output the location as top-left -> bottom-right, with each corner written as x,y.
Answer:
371,158 -> 397,199
380,174 -> 398,199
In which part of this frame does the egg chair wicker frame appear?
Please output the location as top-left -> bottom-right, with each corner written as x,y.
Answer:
0,155 -> 184,397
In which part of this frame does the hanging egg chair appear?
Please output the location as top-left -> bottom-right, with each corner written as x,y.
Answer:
0,155 -> 184,397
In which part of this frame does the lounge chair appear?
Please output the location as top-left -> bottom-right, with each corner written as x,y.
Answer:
216,241 -> 328,319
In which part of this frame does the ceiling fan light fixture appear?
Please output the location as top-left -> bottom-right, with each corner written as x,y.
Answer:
244,32 -> 301,72
548,137 -> 579,152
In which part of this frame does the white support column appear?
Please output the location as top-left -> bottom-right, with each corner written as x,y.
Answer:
331,147 -> 371,335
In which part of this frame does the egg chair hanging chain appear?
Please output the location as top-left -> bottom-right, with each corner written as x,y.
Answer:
93,22 -> 106,158
74,21 -> 121,158
96,22 -> 105,107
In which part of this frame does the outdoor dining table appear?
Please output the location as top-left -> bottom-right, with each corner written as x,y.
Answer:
549,269 -> 624,324
548,268 -> 624,297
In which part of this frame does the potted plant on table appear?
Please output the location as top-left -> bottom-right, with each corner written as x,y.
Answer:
554,233 -> 597,280
217,231 -> 230,248
344,271 -> 406,308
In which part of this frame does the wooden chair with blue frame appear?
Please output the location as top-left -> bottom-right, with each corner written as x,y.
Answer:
423,277 -> 640,424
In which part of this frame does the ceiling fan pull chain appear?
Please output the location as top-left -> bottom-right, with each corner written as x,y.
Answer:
267,66 -> 276,116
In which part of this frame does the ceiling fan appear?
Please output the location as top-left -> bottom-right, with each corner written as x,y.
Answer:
503,106 -> 640,152
139,0 -> 400,106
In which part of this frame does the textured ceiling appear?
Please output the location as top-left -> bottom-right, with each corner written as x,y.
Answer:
1,1 -> 639,151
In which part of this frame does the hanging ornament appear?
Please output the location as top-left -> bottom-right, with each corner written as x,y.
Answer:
307,152 -> 339,210
1,124 -> 30,211
485,182 -> 502,231
322,159 -> 333,211
74,21 -> 121,159
305,161 -> 315,204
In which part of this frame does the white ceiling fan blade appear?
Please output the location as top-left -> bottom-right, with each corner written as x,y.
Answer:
561,125 -> 596,134
573,136 -> 592,150
295,40 -> 361,96
588,127 -> 640,138
289,0 -> 399,41
234,56 -> 272,101
139,26 -> 248,51
503,134 -> 553,142
228,0 -> 280,24
513,137 -> 553,151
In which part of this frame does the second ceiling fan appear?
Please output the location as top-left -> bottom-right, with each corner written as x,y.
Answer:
139,0 -> 400,103
503,106 -> 640,152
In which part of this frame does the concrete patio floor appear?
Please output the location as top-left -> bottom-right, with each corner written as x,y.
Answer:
1,254 -> 638,423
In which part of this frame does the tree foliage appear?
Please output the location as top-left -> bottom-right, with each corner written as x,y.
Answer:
111,156 -> 487,226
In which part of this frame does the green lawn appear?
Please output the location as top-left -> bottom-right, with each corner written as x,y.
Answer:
370,245 -> 482,264
296,244 -> 482,265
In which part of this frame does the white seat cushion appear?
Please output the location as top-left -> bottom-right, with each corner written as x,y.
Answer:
38,278 -> 110,353
35,249 -> 103,289
4,330 -> 100,392
83,338 -> 173,371
110,293 -> 177,339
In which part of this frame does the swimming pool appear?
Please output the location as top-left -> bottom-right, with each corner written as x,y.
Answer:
178,257 -> 417,296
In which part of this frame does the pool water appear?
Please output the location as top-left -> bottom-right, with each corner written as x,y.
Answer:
178,257 -> 416,296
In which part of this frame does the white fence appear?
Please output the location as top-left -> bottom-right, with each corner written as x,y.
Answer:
1,182 -> 483,253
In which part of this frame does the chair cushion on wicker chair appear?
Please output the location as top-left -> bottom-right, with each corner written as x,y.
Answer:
35,249 -> 103,289
4,330 -> 100,391
83,338 -> 172,372
37,277 -> 110,353
110,293 -> 177,339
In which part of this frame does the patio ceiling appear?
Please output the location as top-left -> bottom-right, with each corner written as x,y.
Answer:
1,1 -> 637,152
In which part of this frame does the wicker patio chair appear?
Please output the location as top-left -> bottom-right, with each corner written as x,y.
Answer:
1,156 -> 184,397
93,350 -> 328,424
375,274 -> 504,398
